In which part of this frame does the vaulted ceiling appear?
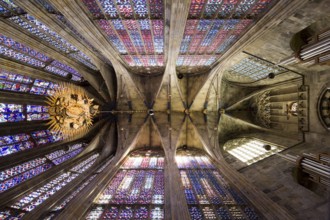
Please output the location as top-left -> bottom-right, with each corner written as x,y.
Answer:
1,0 -> 324,157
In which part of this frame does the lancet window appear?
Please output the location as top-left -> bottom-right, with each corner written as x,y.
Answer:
0,103 -> 50,123
177,0 -> 278,73
0,153 -> 99,218
176,149 -> 259,219
0,142 -> 86,193
0,34 -> 83,81
0,133 -> 34,157
81,0 -> 165,72
0,68 -> 59,95
31,130 -> 62,145
85,149 -> 165,219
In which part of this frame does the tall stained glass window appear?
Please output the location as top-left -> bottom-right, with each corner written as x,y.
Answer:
31,130 -> 63,146
1,0 -> 97,70
0,103 -> 50,123
0,133 -> 34,157
0,103 -> 24,123
43,156 -> 114,219
45,143 -> 85,165
0,34 -> 83,81
0,142 -> 87,195
2,153 -> 99,215
85,149 -> 165,219
176,149 -> 260,220
177,0 -> 278,74
0,68 -> 59,95
0,157 -> 53,193
26,105 -> 50,121
81,0 -> 165,73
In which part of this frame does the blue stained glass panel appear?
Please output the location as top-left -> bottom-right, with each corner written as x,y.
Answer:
0,157 -> 53,193
31,130 -> 63,146
46,60 -> 82,81
9,14 -> 77,53
7,153 -> 99,212
177,154 -> 260,220
99,0 -> 118,18
0,34 -> 49,67
87,150 -> 164,219
26,104 -> 50,121
0,133 -> 34,157
132,0 -> 148,18
0,103 -> 25,123
45,143 -> 84,165
0,69 -> 58,95
0,209 -> 25,219
10,172 -> 79,211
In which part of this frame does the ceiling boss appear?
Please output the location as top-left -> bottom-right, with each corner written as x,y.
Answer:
46,83 -> 99,139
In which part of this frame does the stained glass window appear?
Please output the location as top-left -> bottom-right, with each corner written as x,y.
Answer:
0,157 -> 53,193
81,0 -> 165,69
0,34 -> 49,67
96,155 -> 114,173
71,153 -> 99,173
31,78 -> 59,96
0,133 -> 34,157
45,60 -> 82,81
52,174 -> 97,212
0,68 -> 59,96
31,130 -> 63,145
0,69 -> 32,93
224,138 -> 285,165
176,150 -> 260,219
6,13 -> 97,70
0,34 -> 83,81
43,156 -> 114,219
0,103 -> 25,123
45,143 -> 84,165
85,149 -> 165,219
1,103 -> 51,122
26,105 -> 50,121
6,153 -> 99,212
228,56 -> 286,80
178,0 -> 278,72
0,209 -> 25,219
0,0 -> 25,17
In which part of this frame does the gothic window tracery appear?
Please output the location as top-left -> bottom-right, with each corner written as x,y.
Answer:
0,157 -> 53,193
177,0 -> 277,74
85,149 -> 165,219
0,34 -> 83,81
81,0 -> 165,73
176,149 -> 259,219
1,153 -> 99,217
0,133 -> 34,157
0,103 -> 50,123
31,129 -> 62,145
0,68 -> 59,95
0,142 -> 87,193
